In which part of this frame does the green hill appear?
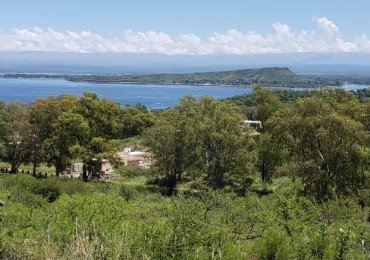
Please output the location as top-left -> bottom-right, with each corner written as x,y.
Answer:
65,67 -> 318,88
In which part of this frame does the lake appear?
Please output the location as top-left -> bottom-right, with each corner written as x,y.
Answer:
0,78 -> 252,108
0,78 -> 368,108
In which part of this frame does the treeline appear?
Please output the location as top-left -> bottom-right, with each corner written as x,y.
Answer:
0,93 -> 155,175
1,86 -> 370,198
143,86 -> 370,199
303,74 -> 370,87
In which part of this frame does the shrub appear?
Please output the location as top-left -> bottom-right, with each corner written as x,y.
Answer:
255,227 -> 293,260
115,166 -> 149,177
33,179 -> 61,202
119,184 -> 139,202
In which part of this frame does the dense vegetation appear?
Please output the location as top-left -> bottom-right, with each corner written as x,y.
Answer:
0,93 -> 155,176
3,67 -> 370,88
64,67 -> 316,88
0,86 -> 370,259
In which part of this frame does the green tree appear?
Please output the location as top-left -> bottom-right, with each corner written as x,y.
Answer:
28,97 -> 60,174
267,96 -> 369,199
251,84 -> 282,125
77,92 -> 121,139
28,95 -> 80,175
145,95 -> 256,194
185,96 -> 255,189
119,105 -> 156,138
250,85 -> 284,181
143,108 -> 193,195
44,111 -> 89,176
0,102 -> 32,173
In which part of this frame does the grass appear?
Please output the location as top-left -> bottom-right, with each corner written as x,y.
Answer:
0,172 -> 369,259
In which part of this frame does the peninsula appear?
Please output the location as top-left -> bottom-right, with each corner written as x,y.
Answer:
2,67 -> 370,88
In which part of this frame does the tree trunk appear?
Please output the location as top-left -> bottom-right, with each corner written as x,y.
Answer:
261,161 -> 268,182
10,163 -> 17,174
32,161 -> 37,175
166,173 -> 177,196
82,164 -> 89,182
55,161 -> 62,177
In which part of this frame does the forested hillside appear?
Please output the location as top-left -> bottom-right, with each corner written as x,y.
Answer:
64,67 -> 315,88
0,86 -> 370,259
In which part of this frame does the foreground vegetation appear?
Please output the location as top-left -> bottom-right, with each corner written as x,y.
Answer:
0,85 -> 370,259
0,173 -> 369,259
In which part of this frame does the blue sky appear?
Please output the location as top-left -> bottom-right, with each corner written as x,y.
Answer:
1,0 -> 370,54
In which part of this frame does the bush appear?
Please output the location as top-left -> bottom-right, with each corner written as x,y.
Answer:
119,184 -> 139,202
255,228 -> 293,260
33,179 -> 61,202
115,166 -> 149,177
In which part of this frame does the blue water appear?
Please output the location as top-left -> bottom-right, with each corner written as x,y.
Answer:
0,78 -> 252,108
0,78 -> 368,109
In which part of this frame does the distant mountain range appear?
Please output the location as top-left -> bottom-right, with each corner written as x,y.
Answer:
1,51 -> 370,75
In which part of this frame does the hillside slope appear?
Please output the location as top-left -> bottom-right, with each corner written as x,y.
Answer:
65,67 -> 316,88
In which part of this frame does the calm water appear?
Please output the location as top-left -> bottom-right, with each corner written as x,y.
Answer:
0,78 -> 368,109
0,78 -> 252,108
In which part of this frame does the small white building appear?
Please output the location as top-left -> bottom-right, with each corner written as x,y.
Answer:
72,163 -> 84,174
240,120 -> 263,136
241,120 -> 263,129
116,147 -> 152,167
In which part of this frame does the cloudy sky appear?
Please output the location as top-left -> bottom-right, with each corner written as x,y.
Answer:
1,0 -> 370,54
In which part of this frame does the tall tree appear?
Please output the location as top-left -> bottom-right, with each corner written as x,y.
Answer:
0,102 -> 32,173
251,84 -> 282,125
267,96 -> 369,199
144,95 -> 256,194
250,85 -> 283,181
28,95 -> 80,174
119,105 -> 156,138
44,111 -> 89,176
28,97 -> 60,174
77,92 -> 121,139
143,108 -> 193,195
186,96 -> 255,189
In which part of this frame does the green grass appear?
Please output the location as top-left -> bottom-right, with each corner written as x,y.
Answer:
0,173 -> 369,259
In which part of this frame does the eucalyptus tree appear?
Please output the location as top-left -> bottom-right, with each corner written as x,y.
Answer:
74,92 -> 125,179
0,102 -> 32,173
43,111 -> 89,176
119,104 -> 157,138
144,95 -> 256,194
266,96 -> 369,199
251,84 -> 282,126
144,108 -> 193,195
182,95 -> 256,190
250,85 -> 283,181
28,97 -> 61,174
77,92 -> 121,139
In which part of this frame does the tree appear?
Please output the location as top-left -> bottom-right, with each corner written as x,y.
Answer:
267,96 -> 369,199
251,84 -> 282,125
249,85 -> 283,181
119,105 -> 156,138
144,95 -> 256,194
143,108 -> 193,195
44,111 -> 89,176
184,96 -> 255,189
77,92 -> 121,139
0,102 -> 32,173
28,95 -> 80,175
28,97 -> 60,174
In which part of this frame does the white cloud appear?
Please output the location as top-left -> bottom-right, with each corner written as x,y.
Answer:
0,17 -> 367,54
